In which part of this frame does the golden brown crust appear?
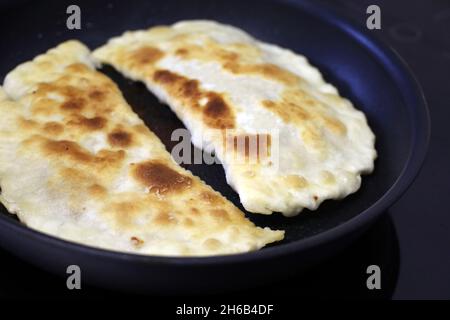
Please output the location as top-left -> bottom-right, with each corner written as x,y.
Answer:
153,70 -> 236,129
130,46 -> 165,66
0,40 -> 284,255
108,129 -> 133,147
94,23 -> 348,136
92,21 -> 376,216
131,161 -> 193,195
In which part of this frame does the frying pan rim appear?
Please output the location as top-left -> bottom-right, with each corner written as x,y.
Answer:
0,0 -> 430,266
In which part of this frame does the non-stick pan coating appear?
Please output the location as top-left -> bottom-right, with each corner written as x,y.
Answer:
0,0 -> 429,293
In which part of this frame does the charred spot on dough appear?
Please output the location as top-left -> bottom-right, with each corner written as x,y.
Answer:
30,98 -> 60,116
182,79 -> 201,98
130,236 -> 145,248
89,184 -> 107,198
154,211 -> 177,225
170,39 -> 255,66
173,43 -> 238,61
88,89 -> 107,101
262,99 -> 285,119
57,167 -> 90,185
43,140 -> 92,162
154,70 -> 235,128
67,116 -> 106,131
112,201 -> 142,213
262,99 -> 310,124
43,139 -> 125,165
262,100 -> 276,109
81,116 -> 106,130
130,46 -> 164,65
210,209 -> 230,222
254,63 -> 299,85
153,69 -> 180,84
60,97 -> 85,111
223,61 -> 299,85
154,70 -> 203,101
203,93 -> 235,129
203,94 -> 228,118
216,49 -> 239,63
289,104 -> 310,121
108,129 -> 133,147
175,48 -> 189,56
35,83 -> 51,92
262,90 -> 347,140
17,117 -> 39,130
132,161 -> 192,195
43,122 -> 64,135
96,149 -> 126,165
59,85 -> 83,98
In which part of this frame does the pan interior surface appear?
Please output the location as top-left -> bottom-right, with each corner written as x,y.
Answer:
0,0 -> 427,271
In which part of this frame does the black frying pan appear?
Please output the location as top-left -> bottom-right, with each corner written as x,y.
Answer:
0,0 -> 429,294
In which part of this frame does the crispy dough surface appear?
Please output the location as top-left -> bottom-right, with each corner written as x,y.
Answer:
93,20 -> 377,216
0,40 -> 283,256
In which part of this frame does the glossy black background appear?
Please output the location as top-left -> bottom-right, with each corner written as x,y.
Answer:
0,0 -> 448,300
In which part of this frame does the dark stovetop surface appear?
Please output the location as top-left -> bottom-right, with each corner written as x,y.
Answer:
0,0 -> 448,300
